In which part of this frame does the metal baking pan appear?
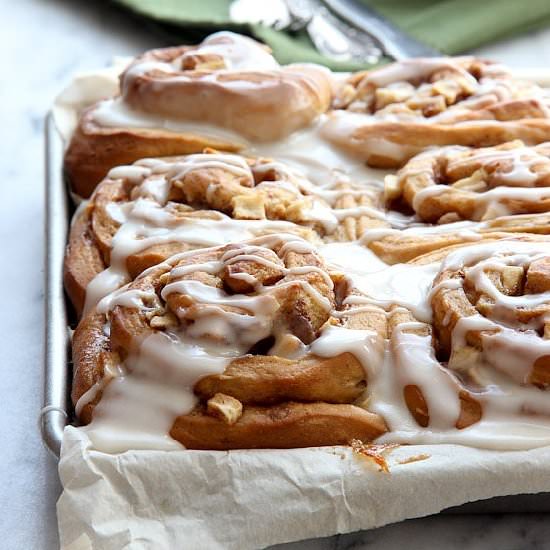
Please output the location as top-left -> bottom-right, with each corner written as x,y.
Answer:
42,112 -> 71,458
41,112 -> 550,512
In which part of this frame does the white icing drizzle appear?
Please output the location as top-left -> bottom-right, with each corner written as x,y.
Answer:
391,324 -> 462,429
82,148 -> 393,314
446,145 -> 548,186
413,185 -> 550,218
83,233 -> 340,452
80,189 -> 550,452
80,160 -> 550,455
84,332 -> 239,452
83,199 -> 313,314
83,231 -> 550,452
439,242 -> 550,384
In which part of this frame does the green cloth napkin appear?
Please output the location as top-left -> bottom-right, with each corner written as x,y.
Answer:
114,0 -> 550,70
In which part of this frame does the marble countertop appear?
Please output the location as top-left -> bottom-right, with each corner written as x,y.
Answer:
2,1 -> 550,548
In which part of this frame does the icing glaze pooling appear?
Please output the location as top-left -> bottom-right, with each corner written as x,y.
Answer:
92,97 -> 389,192
84,332 -> 237,452
317,240 -> 550,450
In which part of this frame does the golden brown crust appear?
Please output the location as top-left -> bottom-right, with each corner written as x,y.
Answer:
64,204 -> 106,318
64,110 -> 242,198
367,225 -> 550,265
64,196 -> 200,315
401,385 -> 482,430
482,212 -> 550,234
408,233 -> 548,265
71,311 -> 118,424
368,231 -> 493,265
194,352 -> 367,405
343,120 -> 550,169
170,402 -> 387,450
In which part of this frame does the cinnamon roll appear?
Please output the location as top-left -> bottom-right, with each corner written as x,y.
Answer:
64,151 -> 386,316
323,57 -> 550,168
65,32 -> 333,197
325,234 -> 550,447
387,141 -> 550,223
418,237 -> 550,387
392,236 -> 550,446
72,235 -> 387,451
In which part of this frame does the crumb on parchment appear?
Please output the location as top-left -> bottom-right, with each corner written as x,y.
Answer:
350,439 -> 400,473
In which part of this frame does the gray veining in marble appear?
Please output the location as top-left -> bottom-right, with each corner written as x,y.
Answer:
2,1 -> 550,548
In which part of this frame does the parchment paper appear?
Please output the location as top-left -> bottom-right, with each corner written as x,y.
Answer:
54,64 -> 550,550
57,427 -> 550,549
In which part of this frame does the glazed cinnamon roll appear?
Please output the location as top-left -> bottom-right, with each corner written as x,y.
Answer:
391,237 -> 550,443
417,237 -> 550,386
318,232 -> 550,447
64,151 -> 387,316
70,223 -> 550,449
386,141 -> 550,223
65,32 -> 333,197
72,235 -> 387,451
323,57 -> 550,168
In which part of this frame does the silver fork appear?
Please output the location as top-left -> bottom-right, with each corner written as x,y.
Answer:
229,0 -> 438,63
286,0 -> 383,63
230,0 -> 383,63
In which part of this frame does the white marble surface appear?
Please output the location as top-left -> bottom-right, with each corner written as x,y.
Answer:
2,1 -> 550,548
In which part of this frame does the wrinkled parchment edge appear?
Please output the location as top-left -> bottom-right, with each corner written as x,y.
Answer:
58,427 -> 550,550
